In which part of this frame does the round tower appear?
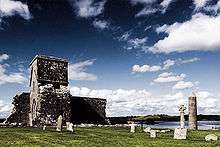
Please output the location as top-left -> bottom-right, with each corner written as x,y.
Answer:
188,92 -> 198,130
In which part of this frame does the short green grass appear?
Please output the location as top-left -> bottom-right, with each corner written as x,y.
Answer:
0,127 -> 219,147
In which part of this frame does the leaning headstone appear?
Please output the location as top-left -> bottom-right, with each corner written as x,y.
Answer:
144,127 -> 151,133
174,104 -> 187,140
43,125 -> 46,130
205,134 -> 218,141
150,130 -> 157,138
56,115 -> 63,132
129,123 -> 137,133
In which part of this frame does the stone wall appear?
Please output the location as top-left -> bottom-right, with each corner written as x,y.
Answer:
70,96 -> 108,124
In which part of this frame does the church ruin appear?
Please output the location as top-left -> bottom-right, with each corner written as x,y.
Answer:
6,55 -> 107,126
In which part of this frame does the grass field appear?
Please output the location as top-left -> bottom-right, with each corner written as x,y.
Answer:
0,127 -> 219,147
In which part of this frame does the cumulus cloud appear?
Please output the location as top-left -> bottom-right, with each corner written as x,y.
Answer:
0,0 -> 31,21
92,20 -> 109,30
163,59 -> 175,70
0,54 -> 27,85
70,86 -> 189,116
150,13 -> 220,53
70,86 -> 220,116
68,59 -> 97,81
0,100 -> 12,118
132,57 -> 199,73
71,0 -> 106,18
173,81 -> 194,90
154,72 -> 186,83
196,91 -> 220,114
0,54 -> 9,62
132,64 -> 161,73
193,0 -> 210,10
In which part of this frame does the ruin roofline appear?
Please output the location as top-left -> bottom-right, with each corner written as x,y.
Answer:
29,55 -> 68,66
71,96 -> 107,101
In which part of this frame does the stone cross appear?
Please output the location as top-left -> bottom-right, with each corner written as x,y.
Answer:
56,115 -> 63,132
179,104 -> 186,129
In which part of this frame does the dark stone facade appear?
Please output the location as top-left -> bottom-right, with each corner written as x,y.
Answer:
6,55 -> 107,126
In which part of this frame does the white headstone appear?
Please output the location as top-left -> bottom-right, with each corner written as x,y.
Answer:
43,125 -> 46,130
174,128 -> 187,140
150,130 -> 157,138
144,127 -> 151,133
130,123 -> 136,133
56,115 -> 62,132
205,134 -> 218,141
66,122 -> 74,132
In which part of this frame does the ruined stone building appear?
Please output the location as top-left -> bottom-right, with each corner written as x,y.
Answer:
6,55 -> 107,126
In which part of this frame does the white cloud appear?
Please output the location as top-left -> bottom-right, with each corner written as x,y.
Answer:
132,64 -> 161,73
132,57 -> 199,73
150,13 -> 220,53
68,59 -> 97,81
135,7 -> 157,17
0,100 -> 12,118
0,54 -> 9,62
0,54 -> 27,85
160,0 -> 174,13
93,20 -> 109,30
70,86 -> 220,116
163,59 -> 175,69
127,37 -> 148,49
173,81 -> 194,90
179,57 -> 200,64
119,32 -> 130,41
154,72 -> 186,83
72,0 -> 106,18
0,0 -> 31,20
193,0 -> 210,10
70,86 -> 188,116
204,1 -> 220,13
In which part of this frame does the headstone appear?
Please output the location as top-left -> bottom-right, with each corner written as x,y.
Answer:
43,125 -> 46,130
174,128 -> 187,139
205,134 -> 218,141
144,127 -> 151,133
56,115 -> 62,132
130,123 -> 136,133
66,122 -> 74,132
150,130 -> 157,138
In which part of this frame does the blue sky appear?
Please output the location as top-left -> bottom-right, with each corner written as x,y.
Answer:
0,0 -> 220,117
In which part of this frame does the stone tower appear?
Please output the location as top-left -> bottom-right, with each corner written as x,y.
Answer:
188,92 -> 198,130
29,55 -> 71,126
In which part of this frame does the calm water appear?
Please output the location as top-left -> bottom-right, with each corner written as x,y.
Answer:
143,121 -> 220,130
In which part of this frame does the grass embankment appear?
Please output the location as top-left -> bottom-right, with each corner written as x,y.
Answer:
0,127 -> 219,147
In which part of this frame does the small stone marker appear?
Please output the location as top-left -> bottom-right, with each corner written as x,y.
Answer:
174,128 -> 187,140
150,130 -> 157,138
43,125 -> 46,130
129,123 -> 136,133
144,127 -> 151,133
56,115 -> 62,132
66,122 -> 74,132
205,134 -> 218,141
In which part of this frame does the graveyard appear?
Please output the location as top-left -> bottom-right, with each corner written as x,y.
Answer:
0,127 -> 219,146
